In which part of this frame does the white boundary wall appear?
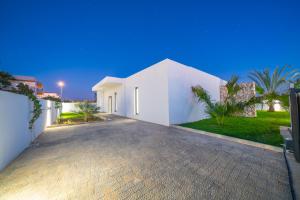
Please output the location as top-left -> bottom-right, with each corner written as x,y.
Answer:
62,102 -> 80,113
256,100 -> 285,111
62,102 -> 96,113
0,91 -> 59,171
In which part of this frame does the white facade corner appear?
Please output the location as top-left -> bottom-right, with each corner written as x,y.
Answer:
92,59 -> 225,126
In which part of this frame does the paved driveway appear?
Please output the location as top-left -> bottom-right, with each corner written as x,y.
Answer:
0,117 -> 292,200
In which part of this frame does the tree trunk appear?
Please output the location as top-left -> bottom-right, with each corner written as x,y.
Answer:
268,103 -> 275,112
84,113 -> 88,122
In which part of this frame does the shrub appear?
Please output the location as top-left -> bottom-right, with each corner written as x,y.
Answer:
192,76 -> 254,126
75,101 -> 99,122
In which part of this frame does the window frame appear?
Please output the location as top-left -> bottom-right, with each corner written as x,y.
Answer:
134,87 -> 139,115
108,96 -> 112,113
114,92 -> 117,112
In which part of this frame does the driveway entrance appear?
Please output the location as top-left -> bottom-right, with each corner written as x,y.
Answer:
0,117 -> 291,199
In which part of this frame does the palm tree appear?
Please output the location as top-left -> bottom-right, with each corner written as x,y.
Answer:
248,65 -> 299,111
192,75 -> 251,125
0,71 -> 15,89
76,101 -> 99,122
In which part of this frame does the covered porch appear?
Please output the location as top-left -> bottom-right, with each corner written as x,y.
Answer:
92,76 -> 125,114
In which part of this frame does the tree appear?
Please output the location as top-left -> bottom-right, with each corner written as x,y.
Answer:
192,75 -> 251,126
248,65 -> 300,111
295,78 -> 300,89
192,85 -> 227,125
0,71 -> 14,89
75,101 -> 99,122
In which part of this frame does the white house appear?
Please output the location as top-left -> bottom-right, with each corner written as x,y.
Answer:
92,59 -> 226,126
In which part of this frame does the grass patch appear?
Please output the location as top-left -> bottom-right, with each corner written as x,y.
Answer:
58,112 -> 101,125
60,112 -> 84,120
180,111 -> 290,147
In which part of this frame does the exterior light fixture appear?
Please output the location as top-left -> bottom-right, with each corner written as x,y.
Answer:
57,81 -> 65,100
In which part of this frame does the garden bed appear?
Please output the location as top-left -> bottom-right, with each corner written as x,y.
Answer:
180,111 -> 290,147
52,112 -> 103,127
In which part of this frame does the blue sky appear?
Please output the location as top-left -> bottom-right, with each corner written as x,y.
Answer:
0,0 -> 299,100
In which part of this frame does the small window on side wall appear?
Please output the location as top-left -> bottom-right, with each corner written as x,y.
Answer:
114,92 -> 117,112
134,87 -> 139,115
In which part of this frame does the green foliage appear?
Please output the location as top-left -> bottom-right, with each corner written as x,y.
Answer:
60,112 -> 84,120
54,101 -> 62,110
0,71 -> 15,89
248,65 -> 300,111
225,75 -> 240,100
75,101 -> 99,122
42,96 -> 61,102
223,75 -> 250,115
295,78 -> 300,89
14,83 -> 42,129
191,86 -> 213,108
58,112 -> 102,124
206,103 -> 227,126
192,86 -> 226,125
192,75 -> 251,126
181,111 -> 290,147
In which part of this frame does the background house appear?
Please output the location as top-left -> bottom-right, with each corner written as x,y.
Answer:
92,59 -> 226,126
38,92 -> 60,99
8,75 -> 60,99
11,75 -> 43,96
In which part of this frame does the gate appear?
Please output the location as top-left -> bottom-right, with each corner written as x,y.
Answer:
290,88 -> 300,162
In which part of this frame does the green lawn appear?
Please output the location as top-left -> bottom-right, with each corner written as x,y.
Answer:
181,111 -> 290,147
60,112 -> 84,120
59,112 -> 101,125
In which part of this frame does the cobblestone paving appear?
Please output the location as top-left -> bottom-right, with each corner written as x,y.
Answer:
0,118 -> 292,200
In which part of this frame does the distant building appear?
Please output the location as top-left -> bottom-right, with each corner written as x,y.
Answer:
38,92 -> 60,99
11,75 -> 43,95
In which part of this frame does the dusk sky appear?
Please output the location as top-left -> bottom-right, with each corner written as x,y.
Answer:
0,0 -> 299,100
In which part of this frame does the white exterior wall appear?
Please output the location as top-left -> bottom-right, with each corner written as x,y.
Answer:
101,85 -> 126,115
96,91 -> 104,111
92,59 -> 225,126
62,102 -> 98,113
0,91 -> 58,171
124,61 -> 170,126
167,61 -> 225,124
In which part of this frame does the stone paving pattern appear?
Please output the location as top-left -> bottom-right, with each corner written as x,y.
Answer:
0,118 -> 292,199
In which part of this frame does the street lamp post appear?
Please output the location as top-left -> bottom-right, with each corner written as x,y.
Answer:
57,81 -> 65,100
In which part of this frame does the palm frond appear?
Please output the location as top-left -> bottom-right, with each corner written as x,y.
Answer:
191,86 -> 213,108
225,75 -> 240,100
262,69 -> 271,91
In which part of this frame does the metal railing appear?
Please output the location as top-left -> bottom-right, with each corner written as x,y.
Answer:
290,88 -> 300,162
